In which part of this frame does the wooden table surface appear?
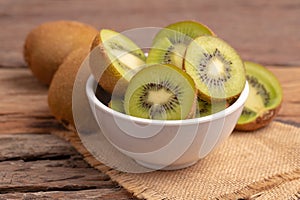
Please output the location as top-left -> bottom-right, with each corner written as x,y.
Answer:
1,0 -> 299,199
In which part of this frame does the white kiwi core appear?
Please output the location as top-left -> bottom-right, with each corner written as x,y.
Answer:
147,88 -> 174,105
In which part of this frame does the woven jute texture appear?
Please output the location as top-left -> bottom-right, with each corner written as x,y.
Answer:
53,121 -> 300,200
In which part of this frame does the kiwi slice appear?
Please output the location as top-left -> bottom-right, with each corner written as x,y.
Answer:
146,21 -> 214,68
89,29 -> 146,96
195,97 -> 228,118
184,36 -> 246,101
124,64 -> 197,120
235,61 -> 283,131
108,98 -> 125,114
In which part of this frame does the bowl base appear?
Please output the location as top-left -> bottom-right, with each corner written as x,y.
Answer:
135,159 -> 198,171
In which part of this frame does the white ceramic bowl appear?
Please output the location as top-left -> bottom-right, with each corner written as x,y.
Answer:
86,75 -> 249,170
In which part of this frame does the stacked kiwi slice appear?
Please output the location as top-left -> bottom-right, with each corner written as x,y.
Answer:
184,36 -> 246,101
147,21 -> 214,69
92,20 -> 282,129
92,21 -> 248,120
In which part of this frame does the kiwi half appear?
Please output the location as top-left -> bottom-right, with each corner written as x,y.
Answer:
235,61 -> 283,131
184,36 -> 246,101
124,64 -> 197,120
89,29 -> 146,96
146,21 -> 214,68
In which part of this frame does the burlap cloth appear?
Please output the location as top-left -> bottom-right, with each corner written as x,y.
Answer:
53,121 -> 300,200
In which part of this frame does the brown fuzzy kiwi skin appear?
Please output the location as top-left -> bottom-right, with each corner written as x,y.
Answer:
24,20 -> 98,85
48,48 -> 89,130
235,104 -> 281,131
89,33 -> 134,97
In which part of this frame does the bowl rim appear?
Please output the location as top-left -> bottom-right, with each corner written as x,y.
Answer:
86,75 -> 249,126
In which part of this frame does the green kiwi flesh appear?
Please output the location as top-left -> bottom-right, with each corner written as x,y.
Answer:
108,98 -> 125,114
124,64 -> 197,120
235,61 -> 282,131
101,29 -> 146,77
184,36 -> 246,101
146,21 -> 214,69
90,29 -> 146,96
195,97 -> 228,118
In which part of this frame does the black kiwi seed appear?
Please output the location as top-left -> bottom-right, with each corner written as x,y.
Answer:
124,64 -> 197,120
109,42 -> 124,50
164,46 -> 175,64
185,36 -> 246,101
241,107 -> 256,116
147,21 -> 214,69
109,42 -> 143,59
235,61 -> 282,131
139,82 -> 180,112
195,96 -> 228,118
197,48 -> 232,87
247,75 -> 270,105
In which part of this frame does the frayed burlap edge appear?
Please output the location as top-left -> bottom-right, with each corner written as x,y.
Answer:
52,121 -> 300,200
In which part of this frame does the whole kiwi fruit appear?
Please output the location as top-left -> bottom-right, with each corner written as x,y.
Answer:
48,48 -> 89,129
24,20 -> 98,85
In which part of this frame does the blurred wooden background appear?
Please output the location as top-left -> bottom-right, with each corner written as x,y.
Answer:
1,0 -> 300,67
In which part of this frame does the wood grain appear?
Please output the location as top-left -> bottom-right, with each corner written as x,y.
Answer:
268,66 -> 300,125
0,134 -> 76,161
0,0 -> 300,68
0,68 -> 59,134
0,189 -> 135,200
0,159 -> 112,193
0,0 -> 299,199
0,133 -> 137,199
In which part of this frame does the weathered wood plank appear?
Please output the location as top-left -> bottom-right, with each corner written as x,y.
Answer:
0,68 -> 59,134
0,134 -> 77,161
0,159 -> 115,193
0,133 -> 136,199
0,188 -> 136,200
0,0 -> 300,67
268,66 -> 300,124
0,133 -> 113,194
